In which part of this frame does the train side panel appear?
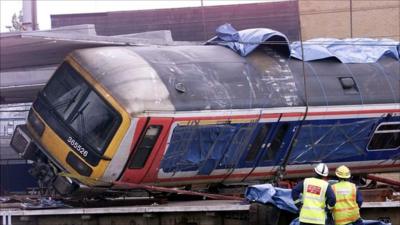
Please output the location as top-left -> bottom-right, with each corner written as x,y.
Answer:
121,105 -> 400,186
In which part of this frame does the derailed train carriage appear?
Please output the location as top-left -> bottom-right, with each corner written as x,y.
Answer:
10,29 -> 400,194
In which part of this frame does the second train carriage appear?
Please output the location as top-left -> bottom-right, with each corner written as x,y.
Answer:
10,37 -> 400,194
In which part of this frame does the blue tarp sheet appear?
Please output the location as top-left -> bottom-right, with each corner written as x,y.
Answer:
288,119 -> 377,164
207,23 -> 290,57
209,24 -> 400,63
245,184 -> 298,213
160,123 -> 260,175
290,38 -> 400,63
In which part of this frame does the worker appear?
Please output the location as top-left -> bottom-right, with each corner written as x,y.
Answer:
292,163 -> 336,225
332,165 -> 363,225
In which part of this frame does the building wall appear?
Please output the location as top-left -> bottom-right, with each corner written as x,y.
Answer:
51,1 -> 300,41
51,1 -> 399,41
299,0 -> 400,40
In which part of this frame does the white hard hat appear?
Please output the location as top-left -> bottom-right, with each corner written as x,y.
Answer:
314,163 -> 329,177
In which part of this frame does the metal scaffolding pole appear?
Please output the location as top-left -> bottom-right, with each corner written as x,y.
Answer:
22,0 -> 38,31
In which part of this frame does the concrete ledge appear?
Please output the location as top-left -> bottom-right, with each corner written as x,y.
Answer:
2,200 -> 398,217
1,200 -> 249,216
362,201 -> 400,208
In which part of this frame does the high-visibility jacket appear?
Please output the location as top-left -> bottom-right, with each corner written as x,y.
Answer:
332,181 -> 360,225
299,177 -> 329,224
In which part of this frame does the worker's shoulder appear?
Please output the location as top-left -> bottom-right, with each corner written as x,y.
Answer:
306,177 -> 329,184
332,180 -> 356,187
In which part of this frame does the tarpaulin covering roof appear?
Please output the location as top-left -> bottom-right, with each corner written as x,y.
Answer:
210,24 -> 400,63
207,23 -> 290,56
290,38 -> 400,63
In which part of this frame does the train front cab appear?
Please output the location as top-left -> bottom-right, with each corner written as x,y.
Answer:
10,57 -> 131,194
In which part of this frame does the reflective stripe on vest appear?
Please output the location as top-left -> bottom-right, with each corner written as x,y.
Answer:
299,178 -> 329,225
332,181 -> 360,225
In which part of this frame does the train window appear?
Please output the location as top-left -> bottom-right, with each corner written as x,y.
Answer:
367,122 -> 400,151
43,63 -> 88,120
264,123 -> 289,161
245,124 -> 270,162
42,63 -> 122,154
129,125 -> 162,169
338,77 -> 359,94
69,91 -> 121,153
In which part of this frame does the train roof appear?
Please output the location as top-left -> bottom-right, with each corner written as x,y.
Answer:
71,45 -> 399,116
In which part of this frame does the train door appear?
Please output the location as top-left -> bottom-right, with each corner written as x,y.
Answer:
120,117 -> 172,184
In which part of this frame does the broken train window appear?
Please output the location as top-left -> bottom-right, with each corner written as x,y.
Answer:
288,119 -> 379,164
367,122 -> 400,151
160,122 -> 260,173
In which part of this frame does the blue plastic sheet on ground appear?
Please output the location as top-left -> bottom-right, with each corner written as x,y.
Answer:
290,38 -> 400,63
289,217 -> 392,225
207,23 -> 290,57
245,183 -> 298,213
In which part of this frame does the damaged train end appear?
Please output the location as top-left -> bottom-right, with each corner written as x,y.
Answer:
10,55 -> 132,195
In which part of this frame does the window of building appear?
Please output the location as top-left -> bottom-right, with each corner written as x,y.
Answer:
367,122 -> 400,151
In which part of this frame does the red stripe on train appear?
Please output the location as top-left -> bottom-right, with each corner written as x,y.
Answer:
171,109 -> 399,121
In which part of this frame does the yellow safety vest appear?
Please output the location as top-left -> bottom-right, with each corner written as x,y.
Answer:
299,177 -> 329,224
332,181 -> 360,225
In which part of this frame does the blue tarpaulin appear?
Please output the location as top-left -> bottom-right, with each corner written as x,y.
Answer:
207,23 -> 290,57
209,24 -> 400,63
290,38 -> 400,63
160,123 -> 261,175
245,184 -> 298,213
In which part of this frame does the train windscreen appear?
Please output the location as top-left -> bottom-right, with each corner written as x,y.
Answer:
41,63 -> 121,154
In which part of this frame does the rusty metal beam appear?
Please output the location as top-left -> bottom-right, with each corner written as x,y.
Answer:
366,174 -> 400,187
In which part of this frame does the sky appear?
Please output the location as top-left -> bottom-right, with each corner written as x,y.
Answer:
0,0 -> 273,32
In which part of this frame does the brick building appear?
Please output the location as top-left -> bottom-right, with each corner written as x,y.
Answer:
299,0 -> 400,40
